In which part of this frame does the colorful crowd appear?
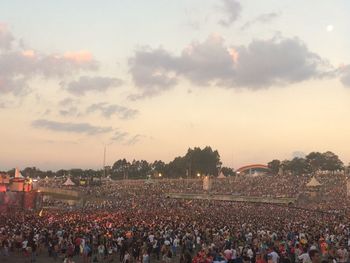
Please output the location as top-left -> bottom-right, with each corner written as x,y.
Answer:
1,173 -> 349,263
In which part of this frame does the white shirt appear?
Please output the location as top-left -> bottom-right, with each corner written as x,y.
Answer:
149,235 -> 155,243
22,240 -> 28,249
298,253 -> 311,263
173,238 -> 179,247
247,249 -> 254,259
117,237 -> 124,246
269,251 -> 280,263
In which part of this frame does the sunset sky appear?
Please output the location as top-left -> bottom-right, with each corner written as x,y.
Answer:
1,0 -> 350,171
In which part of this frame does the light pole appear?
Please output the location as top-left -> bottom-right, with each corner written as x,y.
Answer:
103,142 -> 113,178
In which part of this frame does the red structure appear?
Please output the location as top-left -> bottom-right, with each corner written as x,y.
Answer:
0,169 -> 42,213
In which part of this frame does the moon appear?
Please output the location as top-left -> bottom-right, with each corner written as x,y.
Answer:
326,25 -> 334,32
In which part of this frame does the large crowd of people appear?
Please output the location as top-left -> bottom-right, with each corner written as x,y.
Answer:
1,173 -> 350,263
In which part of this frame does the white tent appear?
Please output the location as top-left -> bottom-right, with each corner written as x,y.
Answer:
15,168 -> 24,179
306,176 -> 321,187
217,172 -> 226,179
62,177 -> 76,186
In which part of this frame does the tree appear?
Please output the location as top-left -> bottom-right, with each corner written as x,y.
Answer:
306,151 -> 344,173
22,167 -> 37,178
56,169 -> 68,178
166,156 -> 187,178
6,168 -> 15,177
69,169 -> 84,178
185,146 -> 221,177
280,160 -> 291,174
111,159 -> 130,180
321,151 -> 344,172
151,160 -> 166,176
221,167 -> 235,177
306,152 -> 324,172
289,157 -> 311,175
267,160 -> 281,175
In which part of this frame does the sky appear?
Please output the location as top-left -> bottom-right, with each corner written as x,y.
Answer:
1,0 -> 350,171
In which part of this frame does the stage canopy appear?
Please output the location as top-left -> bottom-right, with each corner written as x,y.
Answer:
217,172 -> 226,179
306,176 -> 321,187
63,177 -> 76,186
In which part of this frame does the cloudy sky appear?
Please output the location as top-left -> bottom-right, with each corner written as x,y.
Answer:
1,0 -> 350,170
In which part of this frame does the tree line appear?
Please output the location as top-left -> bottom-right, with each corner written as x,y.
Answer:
2,146 -> 231,180
2,149 -> 348,180
268,151 -> 346,176
110,146 -> 229,179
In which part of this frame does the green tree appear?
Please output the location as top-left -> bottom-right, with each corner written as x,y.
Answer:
68,169 -> 84,178
111,159 -> 130,180
185,146 -> 221,177
166,156 -> 187,178
56,169 -> 68,178
289,157 -> 311,175
280,160 -> 291,174
221,167 -> 235,177
267,160 -> 281,175
306,152 -> 324,172
321,151 -> 344,172
151,160 -> 166,176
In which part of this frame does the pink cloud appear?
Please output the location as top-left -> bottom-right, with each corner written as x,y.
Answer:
21,50 -> 36,58
64,50 -> 93,63
0,25 -> 98,96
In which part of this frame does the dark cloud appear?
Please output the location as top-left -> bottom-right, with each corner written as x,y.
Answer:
111,130 -> 129,142
86,102 -> 138,120
110,131 -> 147,145
218,0 -> 242,27
59,107 -> 79,117
129,35 -> 333,97
241,12 -> 280,30
232,36 -> 332,88
177,35 -> 234,85
128,47 -> 178,99
64,76 -> 123,96
32,119 -> 112,135
126,134 -> 142,145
